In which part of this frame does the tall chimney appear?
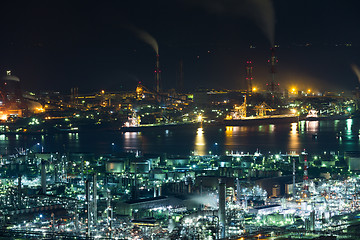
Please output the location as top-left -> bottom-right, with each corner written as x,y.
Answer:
85,179 -> 91,237
93,174 -> 97,227
267,47 -> 279,93
293,158 -> 296,198
41,160 -> 46,194
245,60 -> 253,93
18,174 -> 22,206
219,178 -> 226,238
303,153 -> 309,198
155,54 -> 161,92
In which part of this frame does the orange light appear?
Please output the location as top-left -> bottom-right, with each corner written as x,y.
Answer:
252,87 -> 257,92
0,113 -> 7,121
35,107 -> 45,113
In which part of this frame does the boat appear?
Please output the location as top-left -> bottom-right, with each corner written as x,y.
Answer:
120,121 -> 200,132
305,109 -> 350,121
224,97 -> 299,126
120,122 -> 199,132
224,114 -> 299,126
120,112 -> 200,132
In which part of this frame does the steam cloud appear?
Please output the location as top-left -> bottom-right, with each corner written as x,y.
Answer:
186,0 -> 275,46
351,64 -> 360,84
190,194 -> 218,208
124,25 -> 159,54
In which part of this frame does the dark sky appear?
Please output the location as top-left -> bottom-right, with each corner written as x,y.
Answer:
0,0 -> 359,93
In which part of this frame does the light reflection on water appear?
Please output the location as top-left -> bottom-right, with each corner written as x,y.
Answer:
346,119 -> 353,133
288,122 -> 300,151
306,121 -> 319,132
225,126 -> 238,147
194,127 -> 206,156
124,132 -> 141,150
269,124 -> 275,133
0,134 -> 5,141
0,119 -> 358,155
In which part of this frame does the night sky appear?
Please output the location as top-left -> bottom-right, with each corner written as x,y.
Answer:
0,0 -> 359,93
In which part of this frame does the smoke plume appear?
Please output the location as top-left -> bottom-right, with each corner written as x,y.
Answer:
190,195 -> 218,208
185,0 -> 275,46
351,64 -> 360,84
124,24 -> 159,54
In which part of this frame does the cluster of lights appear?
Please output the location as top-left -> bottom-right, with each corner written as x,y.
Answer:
29,118 -> 40,125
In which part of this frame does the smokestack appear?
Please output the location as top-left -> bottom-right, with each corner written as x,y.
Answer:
106,188 -> 113,238
218,178 -> 226,238
267,47 -> 279,93
158,185 -> 162,196
187,179 -> 191,194
71,87 -> 79,104
303,154 -> 309,193
41,160 -> 46,194
18,175 -> 22,206
132,165 -> 138,200
155,54 -> 161,92
85,179 -> 91,237
81,156 -> 84,183
54,163 -> 58,183
93,174 -> 97,227
245,60 -> 253,93
236,178 -> 240,202
293,158 -> 296,198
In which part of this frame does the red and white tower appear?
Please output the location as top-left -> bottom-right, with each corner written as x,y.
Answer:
154,54 -> 161,93
267,48 -> 279,93
303,152 -> 309,197
245,61 -> 253,93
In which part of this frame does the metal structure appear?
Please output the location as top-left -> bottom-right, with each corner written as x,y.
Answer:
93,174 -> 97,228
218,178 -> 226,238
254,102 -> 275,117
303,153 -> 309,198
234,95 -> 247,119
245,60 -> 253,93
155,54 -> 161,93
136,82 -> 189,103
41,160 -> 46,194
293,158 -> 296,198
70,87 -> 79,104
267,48 -> 279,93
18,175 -> 22,206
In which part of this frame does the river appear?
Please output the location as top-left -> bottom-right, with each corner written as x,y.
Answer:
0,119 -> 359,155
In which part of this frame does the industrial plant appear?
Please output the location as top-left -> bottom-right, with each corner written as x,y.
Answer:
1,149 -> 360,239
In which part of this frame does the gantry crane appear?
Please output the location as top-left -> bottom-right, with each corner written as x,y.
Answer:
253,102 -> 275,117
